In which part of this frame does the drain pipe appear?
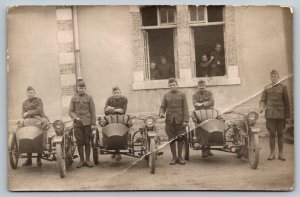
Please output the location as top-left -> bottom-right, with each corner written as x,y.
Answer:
72,6 -> 82,81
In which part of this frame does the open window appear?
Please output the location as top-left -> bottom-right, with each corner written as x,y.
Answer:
189,6 -> 226,77
141,6 -> 177,80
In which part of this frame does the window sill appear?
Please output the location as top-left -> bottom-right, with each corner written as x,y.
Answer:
132,76 -> 241,90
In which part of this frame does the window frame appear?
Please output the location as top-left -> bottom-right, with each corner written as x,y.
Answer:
189,5 -> 208,23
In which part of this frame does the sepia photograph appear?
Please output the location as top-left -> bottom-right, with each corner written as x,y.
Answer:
7,5 -> 294,191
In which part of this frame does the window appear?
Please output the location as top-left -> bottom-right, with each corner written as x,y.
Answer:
189,6 -> 226,78
141,6 -> 177,80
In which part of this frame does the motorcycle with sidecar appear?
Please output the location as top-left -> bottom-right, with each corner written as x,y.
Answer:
91,114 -> 163,174
8,118 -> 77,178
184,109 -> 261,169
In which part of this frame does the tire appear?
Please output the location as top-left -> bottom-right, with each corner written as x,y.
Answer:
248,133 -> 260,169
149,138 -> 156,174
91,131 -> 99,165
8,134 -> 18,169
183,134 -> 190,160
56,143 -> 66,178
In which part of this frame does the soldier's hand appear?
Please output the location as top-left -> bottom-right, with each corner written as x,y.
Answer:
22,112 -> 28,118
159,113 -> 165,118
196,103 -> 204,107
75,117 -> 82,122
182,122 -> 189,127
259,108 -> 264,113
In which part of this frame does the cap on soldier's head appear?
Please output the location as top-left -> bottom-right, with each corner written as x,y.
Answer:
198,80 -> 206,86
270,69 -> 279,76
168,78 -> 177,84
27,86 -> 35,92
112,86 -> 120,92
77,80 -> 86,88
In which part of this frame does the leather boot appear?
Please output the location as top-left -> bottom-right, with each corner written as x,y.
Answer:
85,144 -> 94,167
23,153 -> 32,166
268,136 -> 275,160
278,136 -> 286,161
37,153 -> 42,166
202,146 -> 209,157
177,140 -> 185,165
169,141 -> 177,165
77,146 -> 85,168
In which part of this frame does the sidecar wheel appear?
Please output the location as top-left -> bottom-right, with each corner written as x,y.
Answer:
149,138 -> 156,174
248,133 -> 260,169
183,134 -> 190,160
8,133 -> 19,169
56,143 -> 66,178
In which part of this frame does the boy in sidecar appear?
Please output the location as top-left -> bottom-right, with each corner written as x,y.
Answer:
103,86 -> 131,161
20,86 -> 49,166
192,80 -> 215,157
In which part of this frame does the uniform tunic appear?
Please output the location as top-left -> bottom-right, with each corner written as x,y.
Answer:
159,90 -> 189,140
192,90 -> 214,110
260,83 -> 290,136
69,93 -> 96,145
104,96 -> 128,115
22,97 -> 48,120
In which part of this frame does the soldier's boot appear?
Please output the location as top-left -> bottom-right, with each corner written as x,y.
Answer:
202,146 -> 209,157
37,153 -> 42,166
278,135 -> 286,161
23,153 -> 32,166
207,148 -> 214,156
268,136 -> 275,160
177,140 -> 185,165
169,141 -> 177,165
77,146 -> 85,168
85,144 -> 94,167
115,153 -> 122,161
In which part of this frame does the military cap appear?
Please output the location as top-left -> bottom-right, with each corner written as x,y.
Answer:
270,69 -> 279,77
168,78 -> 177,84
112,86 -> 120,92
198,80 -> 206,86
77,80 -> 86,87
26,86 -> 35,92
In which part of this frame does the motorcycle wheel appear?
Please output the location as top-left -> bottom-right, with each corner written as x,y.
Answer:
149,138 -> 156,174
248,133 -> 260,169
8,133 -> 18,169
56,143 -> 67,178
183,134 -> 190,160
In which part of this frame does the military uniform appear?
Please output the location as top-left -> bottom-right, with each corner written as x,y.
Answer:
159,90 -> 189,140
22,97 -> 49,121
104,96 -> 128,115
192,90 -> 214,110
260,82 -> 290,160
69,94 -> 96,146
260,83 -> 290,136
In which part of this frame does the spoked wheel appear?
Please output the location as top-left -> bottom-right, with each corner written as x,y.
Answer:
56,143 -> 66,178
148,138 -> 156,174
8,133 -> 19,169
183,133 -> 190,160
92,130 -> 99,165
248,133 -> 260,169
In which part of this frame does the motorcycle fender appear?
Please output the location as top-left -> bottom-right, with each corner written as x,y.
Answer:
147,131 -> 157,138
251,127 -> 260,133
52,136 -> 63,143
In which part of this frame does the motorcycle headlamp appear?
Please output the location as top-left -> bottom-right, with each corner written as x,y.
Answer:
247,112 -> 258,125
144,116 -> 156,127
52,120 -> 65,136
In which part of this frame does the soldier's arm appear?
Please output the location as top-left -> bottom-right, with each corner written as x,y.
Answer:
182,94 -> 189,123
27,98 -> 43,116
203,92 -> 214,108
192,94 -> 201,110
22,101 -> 27,118
283,86 -> 290,119
159,94 -> 167,116
259,89 -> 267,110
104,98 -> 113,115
69,97 -> 78,120
118,97 -> 128,114
89,96 -> 96,125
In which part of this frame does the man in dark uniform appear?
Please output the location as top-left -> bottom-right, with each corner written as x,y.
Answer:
159,78 -> 189,165
104,86 -> 128,161
22,86 -> 49,166
260,69 -> 290,161
69,81 -> 96,168
209,43 -> 225,76
157,56 -> 175,79
192,80 -> 214,157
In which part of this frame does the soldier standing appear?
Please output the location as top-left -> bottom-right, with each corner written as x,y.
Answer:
69,81 -> 96,168
159,78 -> 189,165
260,69 -> 290,161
